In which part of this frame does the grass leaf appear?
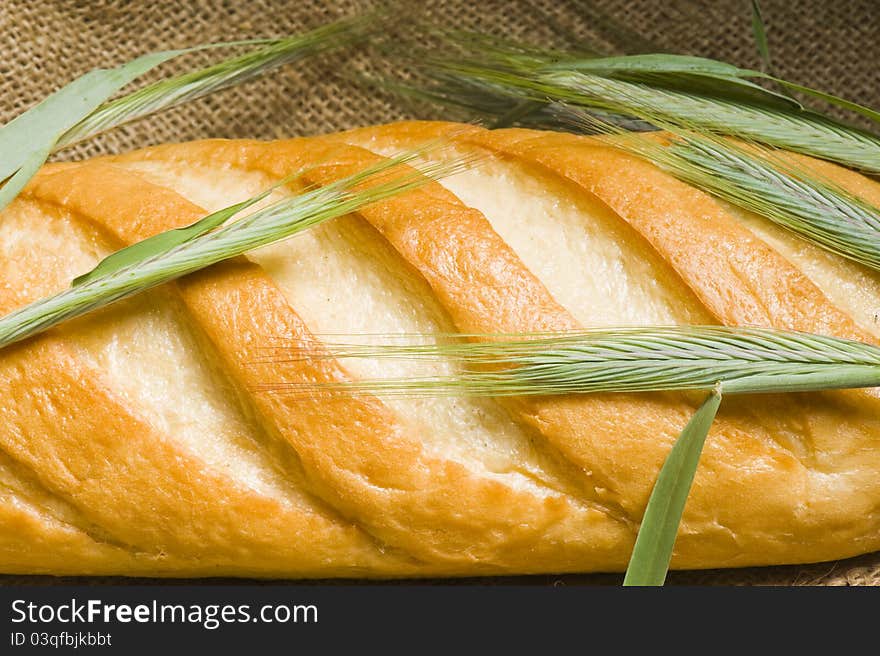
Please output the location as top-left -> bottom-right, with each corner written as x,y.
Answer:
71,176 -> 293,286
0,51 -> 183,212
0,52 -> 181,180
751,0 -> 772,73
772,80 -> 880,125
542,53 -> 797,108
622,389 -> 722,586
0,142 -> 55,212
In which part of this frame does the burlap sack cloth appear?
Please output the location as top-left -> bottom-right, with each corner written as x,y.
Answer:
1,0 -> 878,585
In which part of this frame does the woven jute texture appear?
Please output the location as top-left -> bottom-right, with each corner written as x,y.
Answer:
1,0 -> 879,585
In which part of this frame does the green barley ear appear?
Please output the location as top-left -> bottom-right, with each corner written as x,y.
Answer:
0,13 -> 376,213
285,324 -> 880,588
280,324 -> 880,589
378,28 -> 880,172
566,69 -> 877,169
55,14 -> 378,151
561,106 -> 880,273
276,326 -> 880,397
0,142 -> 473,351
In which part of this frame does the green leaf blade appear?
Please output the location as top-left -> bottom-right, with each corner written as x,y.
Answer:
544,53 -> 754,78
0,50 -> 184,212
70,180 -> 285,286
0,143 -> 54,212
751,0 -> 772,72
773,80 -> 880,124
0,50 -> 184,171
623,389 -> 722,586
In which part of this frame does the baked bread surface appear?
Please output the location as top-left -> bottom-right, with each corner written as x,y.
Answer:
2,121 -> 880,577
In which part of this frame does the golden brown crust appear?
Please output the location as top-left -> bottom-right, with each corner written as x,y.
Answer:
333,122 -> 880,566
20,142 -> 626,574
1,121 -> 879,576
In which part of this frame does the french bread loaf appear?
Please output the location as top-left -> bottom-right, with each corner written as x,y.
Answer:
2,120 -> 880,577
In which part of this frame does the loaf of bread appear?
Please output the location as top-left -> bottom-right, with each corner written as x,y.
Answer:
3,120 -> 880,577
